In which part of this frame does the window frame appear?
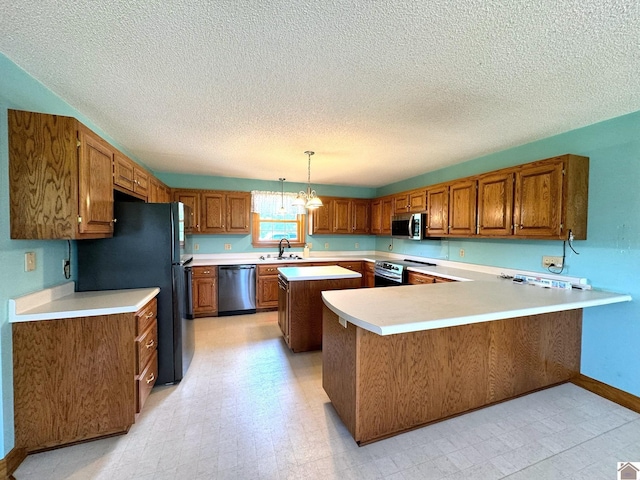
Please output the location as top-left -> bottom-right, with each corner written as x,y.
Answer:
251,212 -> 306,248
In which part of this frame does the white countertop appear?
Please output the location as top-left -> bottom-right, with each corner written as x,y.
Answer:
322,280 -> 632,336
9,282 -> 160,322
278,266 -> 362,281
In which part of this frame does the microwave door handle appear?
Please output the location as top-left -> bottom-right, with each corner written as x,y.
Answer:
408,216 -> 414,236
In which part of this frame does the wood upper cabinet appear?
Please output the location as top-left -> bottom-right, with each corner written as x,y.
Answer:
448,179 -> 477,236
310,199 -> 334,234
394,189 -> 426,214
371,196 -> 393,235
148,176 -> 171,203
9,109 -> 115,239
191,266 -> 217,317
312,197 -> 369,235
113,152 -> 148,200
426,184 -> 449,236
513,159 -> 564,238
174,189 -> 250,235
477,171 -> 515,236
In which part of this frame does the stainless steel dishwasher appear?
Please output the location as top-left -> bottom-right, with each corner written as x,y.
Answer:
218,265 -> 257,315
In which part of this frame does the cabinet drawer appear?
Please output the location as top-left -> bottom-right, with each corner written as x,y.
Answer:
135,298 -> 157,336
136,350 -> 158,413
192,266 -> 215,276
136,321 -> 158,375
407,272 -> 436,285
257,264 -> 286,275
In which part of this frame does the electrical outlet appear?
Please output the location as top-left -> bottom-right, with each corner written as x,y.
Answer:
194,243 -> 200,251
459,249 -> 465,258
62,259 -> 70,277
224,243 -> 232,250
324,243 -> 329,249
355,242 -> 360,249
25,252 -> 36,271
542,256 -> 563,268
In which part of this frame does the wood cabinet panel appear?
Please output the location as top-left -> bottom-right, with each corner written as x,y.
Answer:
363,262 -> 375,288
333,198 -> 352,234
323,307 -> 582,445
201,192 -> 224,233
312,197 -> 369,235
448,179 -> 477,236
136,351 -> 157,414
426,184 -> 449,236
13,313 -> 136,451
113,152 -> 148,200
257,264 -> 292,309
477,171 -> 514,236
173,190 -> 200,233
311,199 -> 333,234
514,160 -> 563,238
192,266 -> 217,316
9,110 -> 115,239
407,271 -> 436,284
351,199 -> 370,234
226,192 -> 251,233
174,189 -> 250,235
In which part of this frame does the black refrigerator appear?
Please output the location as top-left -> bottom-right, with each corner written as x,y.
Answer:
76,201 -> 194,385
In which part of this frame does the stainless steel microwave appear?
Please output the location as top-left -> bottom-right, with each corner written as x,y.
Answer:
391,213 -> 426,240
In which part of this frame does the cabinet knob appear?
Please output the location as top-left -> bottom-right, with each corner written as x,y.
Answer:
145,312 -> 154,318
146,373 -> 155,384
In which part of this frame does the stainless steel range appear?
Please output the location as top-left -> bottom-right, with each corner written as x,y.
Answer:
374,259 -> 438,287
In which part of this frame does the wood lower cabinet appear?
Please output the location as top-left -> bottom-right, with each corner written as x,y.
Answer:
13,297 -> 158,452
407,271 -> 436,284
257,263 -> 295,309
363,261 -> 375,287
9,109 -> 115,239
323,306 -> 582,445
191,266 -> 218,317
279,275 -> 361,352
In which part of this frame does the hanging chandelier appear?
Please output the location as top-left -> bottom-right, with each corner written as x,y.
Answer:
291,151 -> 323,210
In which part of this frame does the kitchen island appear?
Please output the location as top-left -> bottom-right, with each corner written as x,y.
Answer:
321,281 -> 631,445
277,266 -> 361,352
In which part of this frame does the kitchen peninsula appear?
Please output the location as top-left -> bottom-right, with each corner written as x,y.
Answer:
277,266 -> 361,352
321,280 -> 632,445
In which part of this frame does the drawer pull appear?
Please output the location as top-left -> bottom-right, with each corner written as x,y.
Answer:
145,339 -> 155,349
146,373 -> 155,384
145,312 -> 154,319
203,270 -> 210,274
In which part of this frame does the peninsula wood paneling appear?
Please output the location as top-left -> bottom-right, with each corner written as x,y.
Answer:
323,308 -> 582,444
13,314 -> 135,452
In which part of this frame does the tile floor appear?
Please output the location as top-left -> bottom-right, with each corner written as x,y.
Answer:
13,311 -> 640,479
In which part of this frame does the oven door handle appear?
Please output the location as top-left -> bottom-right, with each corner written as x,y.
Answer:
375,270 -> 402,282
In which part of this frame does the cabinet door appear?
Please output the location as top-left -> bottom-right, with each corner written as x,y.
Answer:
514,161 -> 563,237
226,192 -> 251,233
333,198 -> 352,234
201,192 -> 225,233
394,193 -> 409,213
426,185 -> 449,236
192,276 -> 217,315
370,199 -> 382,234
133,168 -> 149,198
364,262 -> 375,287
78,128 -> 115,236
174,190 -> 201,233
408,189 -> 426,213
258,275 -> 280,308
148,177 -> 159,203
381,197 -> 393,235
113,153 -> 135,191
311,199 -> 333,234
477,171 -> 514,236
448,180 -> 477,236
351,199 -> 370,234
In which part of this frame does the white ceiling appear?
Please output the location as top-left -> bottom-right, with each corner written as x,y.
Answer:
1,1 -> 639,188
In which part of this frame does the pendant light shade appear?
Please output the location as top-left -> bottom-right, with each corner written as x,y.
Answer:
293,151 -> 323,210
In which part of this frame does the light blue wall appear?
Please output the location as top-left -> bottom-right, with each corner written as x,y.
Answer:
374,111 -> 640,396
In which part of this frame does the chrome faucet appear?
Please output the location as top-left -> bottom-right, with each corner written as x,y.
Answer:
278,238 -> 291,258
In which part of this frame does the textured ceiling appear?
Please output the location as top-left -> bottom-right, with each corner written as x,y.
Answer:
1,1 -> 639,188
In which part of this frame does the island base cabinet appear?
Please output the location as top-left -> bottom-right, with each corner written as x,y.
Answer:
322,306 -> 582,445
13,314 -> 136,452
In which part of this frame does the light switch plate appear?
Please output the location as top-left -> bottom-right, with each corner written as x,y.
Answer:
25,252 -> 36,271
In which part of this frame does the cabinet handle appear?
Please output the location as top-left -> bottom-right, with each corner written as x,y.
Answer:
145,339 -> 155,349
146,373 -> 155,384
203,270 -> 210,274
145,312 -> 154,318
